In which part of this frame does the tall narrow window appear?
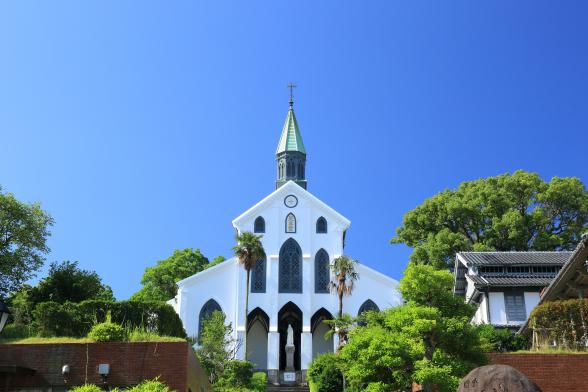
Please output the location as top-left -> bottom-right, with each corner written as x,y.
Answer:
504,292 -> 526,322
316,217 -> 327,233
314,249 -> 330,293
198,299 -> 222,342
285,213 -> 296,233
279,238 -> 302,293
254,216 -> 265,233
250,257 -> 266,293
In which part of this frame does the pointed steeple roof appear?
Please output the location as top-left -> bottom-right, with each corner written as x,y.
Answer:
276,104 -> 306,155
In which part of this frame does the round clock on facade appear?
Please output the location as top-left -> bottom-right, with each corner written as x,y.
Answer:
284,195 -> 298,208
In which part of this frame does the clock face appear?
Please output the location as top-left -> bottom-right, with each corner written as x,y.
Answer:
284,195 -> 298,208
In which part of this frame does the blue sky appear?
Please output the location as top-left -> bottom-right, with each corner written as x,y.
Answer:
1,1 -> 587,299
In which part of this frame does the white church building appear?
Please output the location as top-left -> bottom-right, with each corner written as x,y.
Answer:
170,97 -> 402,384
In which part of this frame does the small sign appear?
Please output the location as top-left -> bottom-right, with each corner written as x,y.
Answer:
283,372 -> 296,382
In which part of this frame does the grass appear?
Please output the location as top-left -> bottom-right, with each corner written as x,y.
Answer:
508,348 -> 588,355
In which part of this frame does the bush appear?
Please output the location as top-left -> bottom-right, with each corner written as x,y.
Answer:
250,372 -> 266,392
30,300 -> 186,338
69,385 -> 103,392
531,299 -> 588,349
127,379 -> 171,392
477,324 -> 529,352
218,360 -> 254,388
308,353 -> 343,392
88,322 -> 128,342
0,323 -> 35,340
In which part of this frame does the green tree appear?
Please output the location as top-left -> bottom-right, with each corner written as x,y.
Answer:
195,310 -> 236,384
329,256 -> 359,318
28,261 -> 114,305
392,171 -> 588,268
339,264 -> 486,392
0,187 -> 54,299
131,248 -> 211,301
232,232 -> 265,356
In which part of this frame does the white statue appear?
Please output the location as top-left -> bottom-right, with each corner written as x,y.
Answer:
286,324 -> 294,347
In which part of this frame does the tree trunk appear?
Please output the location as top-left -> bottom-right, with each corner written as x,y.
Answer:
244,268 -> 250,359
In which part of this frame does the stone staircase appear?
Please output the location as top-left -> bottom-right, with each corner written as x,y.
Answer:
266,386 -> 310,392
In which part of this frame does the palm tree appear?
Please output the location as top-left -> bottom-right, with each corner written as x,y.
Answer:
329,255 -> 359,318
232,231 -> 265,356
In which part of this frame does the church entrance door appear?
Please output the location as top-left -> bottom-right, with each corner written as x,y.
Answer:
278,302 -> 302,371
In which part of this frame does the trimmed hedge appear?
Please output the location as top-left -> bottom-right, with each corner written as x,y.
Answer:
32,300 -> 186,338
530,298 -> 588,349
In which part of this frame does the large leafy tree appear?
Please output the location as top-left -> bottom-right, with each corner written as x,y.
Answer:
339,264 -> 486,392
30,260 -> 115,304
131,248 -> 213,301
0,188 -> 54,299
392,171 -> 588,268
232,231 -> 265,356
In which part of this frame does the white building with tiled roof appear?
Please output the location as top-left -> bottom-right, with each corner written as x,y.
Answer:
453,251 -> 570,329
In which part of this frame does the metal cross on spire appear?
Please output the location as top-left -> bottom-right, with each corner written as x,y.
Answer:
287,82 -> 297,107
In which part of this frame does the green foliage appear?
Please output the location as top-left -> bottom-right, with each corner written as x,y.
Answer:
70,379 -> 170,392
31,300 -> 186,338
32,261 -> 114,303
400,263 -> 475,318
250,372 -> 266,392
127,379 -> 172,392
233,232 -> 266,272
530,298 -> 588,350
195,310 -> 235,384
87,322 -> 127,342
132,248 -> 213,301
307,353 -> 343,392
0,187 -> 54,299
216,360 -> 254,388
339,264 -> 486,391
68,384 -> 104,392
477,324 -> 529,352
392,171 -> 588,268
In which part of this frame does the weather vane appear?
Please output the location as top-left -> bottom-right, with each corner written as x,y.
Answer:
288,82 -> 297,106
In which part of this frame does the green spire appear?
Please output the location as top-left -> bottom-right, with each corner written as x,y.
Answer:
276,104 -> 306,155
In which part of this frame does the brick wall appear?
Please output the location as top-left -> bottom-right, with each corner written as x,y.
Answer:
489,353 -> 588,392
0,342 -> 211,392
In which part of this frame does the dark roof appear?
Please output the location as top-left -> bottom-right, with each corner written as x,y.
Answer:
466,274 -> 554,288
458,251 -> 572,266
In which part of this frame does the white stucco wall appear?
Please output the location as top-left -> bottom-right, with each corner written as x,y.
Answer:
484,290 -> 541,326
174,181 -> 403,371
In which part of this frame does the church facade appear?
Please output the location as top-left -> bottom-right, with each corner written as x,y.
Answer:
170,99 -> 402,384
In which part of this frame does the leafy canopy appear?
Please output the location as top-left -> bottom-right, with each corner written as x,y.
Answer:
131,248 -> 217,301
0,187 -> 54,299
392,171 -> 588,268
339,264 -> 486,392
26,261 -> 114,305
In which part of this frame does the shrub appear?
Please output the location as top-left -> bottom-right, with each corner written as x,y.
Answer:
127,379 -> 171,392
29,300 -> 186,338
477,324 -> 529,352
250,372 -> 266,392
88,322 -> 127,342
531,299 -> 588,349
308,353 -> 343,392
69,385 -> 103,392
217,360 -> 254,388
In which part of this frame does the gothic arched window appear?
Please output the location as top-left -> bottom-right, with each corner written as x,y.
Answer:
314,249 -> 330,293
279,238 -> 302,293
251,257 -> 266,293
316,217 -> 327,233
198,299 -> 222,342
285,213 -> 296,233
254,216 -> 265,233
357,299 -> 380,316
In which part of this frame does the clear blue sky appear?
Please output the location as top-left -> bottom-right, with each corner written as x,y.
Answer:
1,1 -> 587,299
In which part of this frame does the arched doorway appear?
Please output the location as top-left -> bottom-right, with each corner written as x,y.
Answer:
278,301 -> 302,370
311,308 -> 334,359
247,307 -> 269,370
